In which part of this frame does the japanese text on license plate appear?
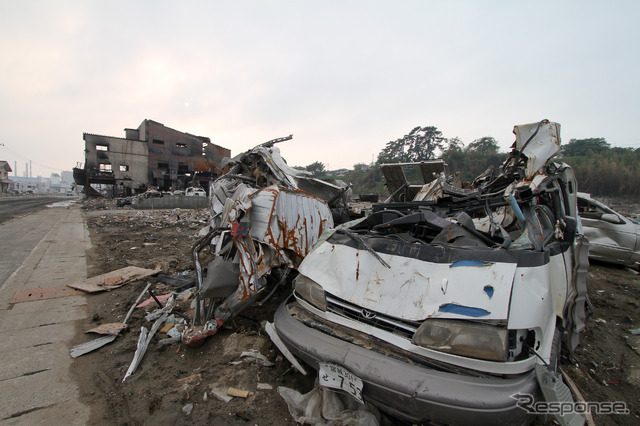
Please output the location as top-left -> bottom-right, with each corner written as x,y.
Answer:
318,362 -> 364,404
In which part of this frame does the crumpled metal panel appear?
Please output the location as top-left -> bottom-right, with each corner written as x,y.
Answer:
414,175 -> 446,202
217,144 -> 351,209
513,121 -> 561,180
299,242 -> 517,321
247,186 -> 334,263
214,185 -> 333,321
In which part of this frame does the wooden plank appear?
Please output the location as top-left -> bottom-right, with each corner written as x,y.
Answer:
11,285 -> 84,303
68,266 -> 159,293
160,323 -> 174,334
560,367 -> 596,426
86,323 -> 127,335
227,387 -> 250,398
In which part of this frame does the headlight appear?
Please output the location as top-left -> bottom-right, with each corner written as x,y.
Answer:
412,319 -> 508,362
294,275 -> 327,312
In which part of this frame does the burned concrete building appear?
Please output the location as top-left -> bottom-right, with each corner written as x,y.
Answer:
75,119 -> 231,196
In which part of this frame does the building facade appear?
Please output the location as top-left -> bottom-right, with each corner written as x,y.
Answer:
77,119 -> 231,196
0,161 -> 13,194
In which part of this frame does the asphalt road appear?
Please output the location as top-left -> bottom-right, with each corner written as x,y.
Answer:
0,195 -> 76,224
0,196 -> 80,286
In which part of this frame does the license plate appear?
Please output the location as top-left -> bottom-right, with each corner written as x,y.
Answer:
318,362 -> 364,404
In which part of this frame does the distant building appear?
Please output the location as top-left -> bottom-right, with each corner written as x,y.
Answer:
8,173 -> 75,195
48,172 -> 75,194
10,176 -> 47,194
75,119 -> 231,196
0,161 -> 13,194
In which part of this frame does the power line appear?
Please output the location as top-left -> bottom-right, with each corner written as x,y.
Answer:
0,144 -> 65,173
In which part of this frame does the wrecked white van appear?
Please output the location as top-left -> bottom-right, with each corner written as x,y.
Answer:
273,121 -> 589,425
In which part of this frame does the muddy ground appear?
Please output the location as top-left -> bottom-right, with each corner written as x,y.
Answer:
71,198 -> 640,425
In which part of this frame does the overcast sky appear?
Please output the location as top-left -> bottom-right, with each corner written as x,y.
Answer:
1,1 -> 639,177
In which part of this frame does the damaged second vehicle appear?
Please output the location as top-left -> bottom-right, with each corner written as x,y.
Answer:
273,121 -> 589,425
184,135 -> 352,345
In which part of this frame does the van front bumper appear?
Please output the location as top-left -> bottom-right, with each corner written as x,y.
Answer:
273,299 -> 538,425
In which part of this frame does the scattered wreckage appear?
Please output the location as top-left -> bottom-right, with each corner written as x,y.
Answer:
577,192 -> 640,268
72,123 -> 590,424
272,120 -> 589,425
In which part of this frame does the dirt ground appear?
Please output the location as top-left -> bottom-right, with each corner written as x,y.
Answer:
72,201 -> 315,425
71,198 -> 640,425
562,197 -> 640,426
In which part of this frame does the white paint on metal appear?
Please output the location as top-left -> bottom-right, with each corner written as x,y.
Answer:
507,262 -> 557,362
513,121 -> 561,180
299,243 -> 517,321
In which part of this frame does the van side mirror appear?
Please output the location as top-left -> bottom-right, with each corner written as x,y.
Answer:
601,213 -> 623,224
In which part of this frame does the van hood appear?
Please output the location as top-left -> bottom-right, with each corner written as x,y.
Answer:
299,240 -> 518,322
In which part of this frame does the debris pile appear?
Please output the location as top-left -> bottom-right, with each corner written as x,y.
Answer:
186,137 -> 356,345
66,130 -> 640,424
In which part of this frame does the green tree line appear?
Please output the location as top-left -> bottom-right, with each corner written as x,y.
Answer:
301,128 -> 640,198
559,138 -> 640,197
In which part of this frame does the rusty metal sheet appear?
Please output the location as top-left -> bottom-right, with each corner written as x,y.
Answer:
11,285 -> 84,304
213,185 -> 334,321
249,186 -> 333,261
68,266 -> 159,293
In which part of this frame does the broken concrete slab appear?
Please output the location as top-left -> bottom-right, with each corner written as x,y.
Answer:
0,341 -> 68,382
8,295 -> 86,315
68,266 -> 159,293
209,386 -> 233,403
0,304 -> 87,333
0,367 -> 85,421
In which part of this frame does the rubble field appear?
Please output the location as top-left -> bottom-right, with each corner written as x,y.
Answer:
72,203 -> 315,425
72,199 -> 640,425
